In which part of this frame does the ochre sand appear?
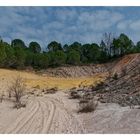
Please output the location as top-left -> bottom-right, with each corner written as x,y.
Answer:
0,68 -> 106,91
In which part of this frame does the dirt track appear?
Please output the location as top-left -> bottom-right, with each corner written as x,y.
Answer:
0,92 -> 86,134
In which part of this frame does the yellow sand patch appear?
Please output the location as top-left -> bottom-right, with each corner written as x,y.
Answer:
0,69 -> 107,90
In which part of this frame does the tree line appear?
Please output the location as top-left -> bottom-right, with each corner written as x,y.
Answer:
0,33 -> 140,69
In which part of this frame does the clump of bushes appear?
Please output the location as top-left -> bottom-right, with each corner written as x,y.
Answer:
78,98 -> 98,113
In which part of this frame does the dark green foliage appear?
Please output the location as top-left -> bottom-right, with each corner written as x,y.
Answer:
0,33 -> 139,70
118,33 -> 134,55
0,42 -> 7,67
4,42 -> 16,67
134,41 -> 140,53
47,41 -> 63,52
25,49 -> 34,66
66,50 -> 80,65
14,46 -> 26,69
69,42 -> 81,53
81,43 -> 101,63
113,34 -> 134,56
48,50 -> 66,67
98,50 -> 109,63
11,39 -> 26,48
29,42 -> 41,53
112,38 -> 120,57
33,53 -> 49,69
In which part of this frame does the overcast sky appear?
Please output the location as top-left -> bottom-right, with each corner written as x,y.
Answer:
0,7 -> 140,48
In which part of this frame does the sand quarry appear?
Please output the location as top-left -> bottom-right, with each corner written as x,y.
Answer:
0,54 -> 140,134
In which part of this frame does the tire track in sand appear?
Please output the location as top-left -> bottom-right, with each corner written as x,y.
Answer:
23,100 -> 48,134
4,93 -> 85,134
40,99 -> 56,133
5,99 -> 40,133
43,97 -> 86,133
3,99 -> 35,133
16,101 -> 41,134
24,98 -> 56,134
52,98 -> 86,133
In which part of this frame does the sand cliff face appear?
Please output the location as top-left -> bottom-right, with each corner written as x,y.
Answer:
112,53 -> 140,76
42,64 -> 107,78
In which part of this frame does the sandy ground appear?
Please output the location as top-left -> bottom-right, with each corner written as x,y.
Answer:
0,91 -> 86,134
1,91 -> 140,134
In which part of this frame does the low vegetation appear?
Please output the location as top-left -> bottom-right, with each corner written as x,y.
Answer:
8,75 -> 26,109
78,98 -> 98,113
68,82 -> 99,113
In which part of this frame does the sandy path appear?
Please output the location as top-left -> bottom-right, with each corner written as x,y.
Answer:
45,97 -> 86,133
5,98 -> 40,133
0,92 -> 85,134
41,100 -> 56,133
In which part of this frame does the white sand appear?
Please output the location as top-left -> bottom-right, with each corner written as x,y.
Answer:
0,91 -> 140,133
